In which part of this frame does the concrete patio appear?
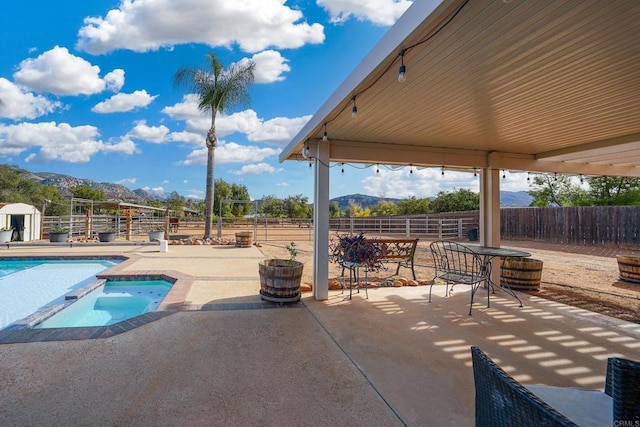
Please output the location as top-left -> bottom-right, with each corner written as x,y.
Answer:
1,244 -> 639,426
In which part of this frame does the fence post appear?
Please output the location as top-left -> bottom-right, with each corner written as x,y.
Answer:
439,219 -> 443,239
350,217 -> 354,235
458,218 -> 463,239
406,218 -> 410,237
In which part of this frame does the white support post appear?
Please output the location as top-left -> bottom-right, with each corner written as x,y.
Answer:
313,142 -> 330,300
406,218 -> 410,237
480,168 -> 502,284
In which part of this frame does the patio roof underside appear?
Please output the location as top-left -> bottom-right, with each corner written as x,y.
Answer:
281,0 -> 640,178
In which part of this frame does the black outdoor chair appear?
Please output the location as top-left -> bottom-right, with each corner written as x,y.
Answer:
429,241 -> 489,315
471,346 -> 578,427
607,356 -> 640,422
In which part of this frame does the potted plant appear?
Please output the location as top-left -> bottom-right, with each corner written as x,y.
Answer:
98,227 -> 117,242
148,226 -> 165,242
49,225 -> 69,243
259,242 -> 304,303
0,227 -> 13,243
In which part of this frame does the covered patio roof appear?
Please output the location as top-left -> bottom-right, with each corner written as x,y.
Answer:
281,0 -> 640,177
280,0 -> 640,300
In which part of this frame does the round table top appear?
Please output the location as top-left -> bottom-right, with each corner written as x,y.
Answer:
465,245 -> 531,258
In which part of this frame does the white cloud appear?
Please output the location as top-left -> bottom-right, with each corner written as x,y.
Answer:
76,0 -> 325,54
232,162 -> 280,175
92,90 -> 158,113
13,46 -> 125,96
318,0 -> 412,25
361,167 -> 480,198
0,78 -> 62,120
237,50 -> 290,83
163,96 -> 310,146
0,121 -> 136,162
127,120 -> 170,143
276,182 -> 290,187
116,177 -> 137,185
179,141 -> 281,166
142,186 -> 166,198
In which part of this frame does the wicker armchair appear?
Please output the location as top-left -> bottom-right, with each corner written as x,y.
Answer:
608,357 -> 640,422
471,346 -> 578,427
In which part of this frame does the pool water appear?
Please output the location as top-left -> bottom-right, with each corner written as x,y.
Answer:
0,259 -> 119,330
34,280 -> 173,328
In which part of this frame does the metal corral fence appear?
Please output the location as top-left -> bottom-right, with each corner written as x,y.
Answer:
43,215 -> 166,239
501,206 -> 640,249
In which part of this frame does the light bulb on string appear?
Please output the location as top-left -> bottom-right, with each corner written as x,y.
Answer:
502,170 -> 506,179
554,172 -> 558,181
376,164 -> 379,174
527,172 -> 530,182
322,122 -> 328,141
580,174 -> 584,184
409,164 -> 413,174
341,163 -> 345,174
441,166 -> 445,177
351,97 -> 358,118
398,50 -> 406,82
473,168 -> 477,178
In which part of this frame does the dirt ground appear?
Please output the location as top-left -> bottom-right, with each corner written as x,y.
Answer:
253,236 -> 640,324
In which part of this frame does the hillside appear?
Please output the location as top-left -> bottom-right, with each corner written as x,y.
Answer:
29,172 -> 153,203
331,191 -> 532,209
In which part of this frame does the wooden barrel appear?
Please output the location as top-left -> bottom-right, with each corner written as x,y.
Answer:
500,257 -> 543,290
616,255 -> 640,283
235,231 -> 253,248
259,259 -> 303,303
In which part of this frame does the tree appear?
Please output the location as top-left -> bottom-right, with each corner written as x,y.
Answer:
0,165 -> 67,215
431,189 -> 479,213
260,195 -> 285,218
528,174 -> 589,207
174,52 -> 255,238
165,191 -> 185,215
396,197 -> 431,215
369,200 -> 398,216
329,201 -> 340,218
71,185 -> 104,201
587,176 -> 640,206
214,180 -> 251,218
283,194 -> 312,218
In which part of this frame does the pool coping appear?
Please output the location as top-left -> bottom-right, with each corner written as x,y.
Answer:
0,254 -> 195,344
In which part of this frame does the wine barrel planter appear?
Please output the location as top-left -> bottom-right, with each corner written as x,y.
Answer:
616,255 -> 640,283
500,257 -> 544,290
235,231 -> 253,248
98,231 -> 116,242
148,230 -> 164,242
259,259 -> 303,303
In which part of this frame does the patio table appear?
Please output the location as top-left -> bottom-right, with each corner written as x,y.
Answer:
463,245 -> 530,307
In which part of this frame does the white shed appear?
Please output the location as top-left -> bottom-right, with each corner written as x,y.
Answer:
0,203 -> 41,242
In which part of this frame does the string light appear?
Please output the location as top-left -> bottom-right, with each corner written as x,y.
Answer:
398,49 -> 406,82
580,174 -> 584,184
554,172 -> 558,181
322,122 -> 328,141
441,166 -> 445,177
527,172 -> 530,182
502,170 -> 506,179
409,164 -> 413,174
351,97 -> 358,118
473,168 -> 477,177
376,164 -> 379,174
341,163 -> 345,174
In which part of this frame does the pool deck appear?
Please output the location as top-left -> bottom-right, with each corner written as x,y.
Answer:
1,243 -> 639,426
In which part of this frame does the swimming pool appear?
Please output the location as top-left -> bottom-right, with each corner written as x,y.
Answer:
34,279 -> 174,328
0,258 -> 121,330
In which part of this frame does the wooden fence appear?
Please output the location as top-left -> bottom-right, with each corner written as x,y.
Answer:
501,206 -> 640,248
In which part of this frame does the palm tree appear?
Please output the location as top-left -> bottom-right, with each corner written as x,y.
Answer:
174,52 -> 255,239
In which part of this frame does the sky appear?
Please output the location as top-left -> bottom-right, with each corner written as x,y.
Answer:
0,0 -> 532,203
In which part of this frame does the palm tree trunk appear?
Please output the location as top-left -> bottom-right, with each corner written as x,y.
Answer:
203,144 -> 215,239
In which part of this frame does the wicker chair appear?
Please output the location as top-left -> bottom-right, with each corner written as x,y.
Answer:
471,346 -> 578,427
608,357 -> 640,422
429,241 -> 490,315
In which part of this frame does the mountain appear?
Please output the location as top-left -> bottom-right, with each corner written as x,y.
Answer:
331,191 -> 532,210
500,191 -> 532,207
330,194 -> 401,210
30,172 -> 153,203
